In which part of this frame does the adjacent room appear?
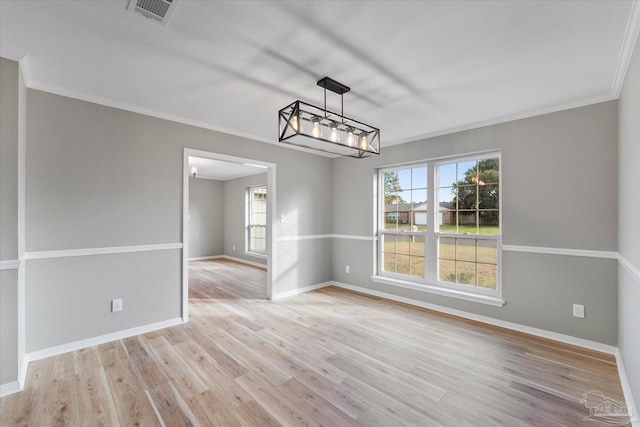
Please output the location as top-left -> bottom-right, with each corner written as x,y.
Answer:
1,1 -> 638,425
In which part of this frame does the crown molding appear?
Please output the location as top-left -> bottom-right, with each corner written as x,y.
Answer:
21,78 -> 337,158
613,0 -> 640,97
388,93 -> 618,147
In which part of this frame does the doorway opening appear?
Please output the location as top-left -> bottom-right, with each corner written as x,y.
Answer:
182,148 -> 276,322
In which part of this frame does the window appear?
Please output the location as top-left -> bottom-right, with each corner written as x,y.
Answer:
377,152 -> 501,304
247,186 -> 267,255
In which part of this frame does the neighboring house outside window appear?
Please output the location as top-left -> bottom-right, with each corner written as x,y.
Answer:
377,152 -> 502,305
247,186 -> 267,255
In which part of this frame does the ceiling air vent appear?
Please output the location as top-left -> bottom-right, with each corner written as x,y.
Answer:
127,0 -> 179,25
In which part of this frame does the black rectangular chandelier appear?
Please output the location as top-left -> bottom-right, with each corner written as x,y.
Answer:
278,77 -> 380,158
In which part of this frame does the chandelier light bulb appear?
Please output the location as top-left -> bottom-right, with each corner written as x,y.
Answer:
291,113 -> 301,132
346,127 -> 356,147
329,122 -> 340,143
311,117 -> 322,138
359,133 -> 369,150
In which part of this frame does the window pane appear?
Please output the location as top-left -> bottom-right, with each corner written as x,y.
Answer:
438,163 -> 456,188
396,235 -> 410,255
456,239 -> 476,262
384,206 -> 399,231
383,252 -> 396,273
383,234 -> 396,253
477,263 -> 497,289
410,256 -> 425,278
398,190 -> 411,206
479,211 -> 499,233
477,239 -> 497,264
384,171 -> 399,205
410,235 -> 425,256
456,185 -> 477,209
438,187 -> 456,233
439,237 -> 455,259
397,168 -> 411,190
478,158 -> 499,184
395,255 -> 410,275
456,261 -> 476,285
411,189 -> 427,205
411,167 -> 427,189
458,160 -> 477,182
439,259 -> 456,283
458,211 -> 477,234
411,189 -> 427,230
479,184 -> 499,209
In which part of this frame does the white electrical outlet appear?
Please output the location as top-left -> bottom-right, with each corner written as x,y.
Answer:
112,298 -> 123,313
573,304 -> 584,318
232,245 -> 235,251
345,265 -> 350,273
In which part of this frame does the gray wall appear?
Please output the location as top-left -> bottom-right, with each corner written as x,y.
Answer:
0,58 -> 18,260
223,173 -> 268,266
618,30 -> 640,412
331,101 -> 619,345
188,177 -> 224,259
24,88 -> 332,352
0,57 -> 19,384
26,251 -> 181,352
0,270 -> 18,385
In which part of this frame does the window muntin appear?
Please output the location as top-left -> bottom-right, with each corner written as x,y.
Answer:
247,186 -> 267,254
378,153 -> 501,297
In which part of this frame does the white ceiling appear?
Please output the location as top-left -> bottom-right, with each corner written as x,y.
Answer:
1,1 -> 639,153
188,157 -> 267,181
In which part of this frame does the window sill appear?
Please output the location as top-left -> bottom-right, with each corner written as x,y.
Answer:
370,275 -> 505,307
245,251 -> 267,259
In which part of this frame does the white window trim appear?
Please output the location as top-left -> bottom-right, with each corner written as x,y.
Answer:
246,185 -> 267,256
376,150 -> 503,306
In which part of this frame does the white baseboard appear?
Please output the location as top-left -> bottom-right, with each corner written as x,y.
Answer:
0,380 -> 21,398
330,281 -> 617,355
274,281 -> 332,300
25,317 -> 184,364
2,317 -> 185,398
615,349 -> 640,426
188,254 -> 266,269
220,255 -> 267,269
188,255 -> 223,261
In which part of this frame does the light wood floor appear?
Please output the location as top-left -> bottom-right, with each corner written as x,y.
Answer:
0,259 -> 630,426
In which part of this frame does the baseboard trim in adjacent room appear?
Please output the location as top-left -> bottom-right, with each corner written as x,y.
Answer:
220,255 -> 267,269
615,349 -> 640,426
274,281 -> 332,300
0,380 -> 21,398
188,255 -> 223,261
330,281 -> 618,355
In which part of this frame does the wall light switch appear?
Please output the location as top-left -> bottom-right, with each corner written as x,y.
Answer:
280,214 -> 285,223
112,298 -> 123,313
572,304 -> 584,318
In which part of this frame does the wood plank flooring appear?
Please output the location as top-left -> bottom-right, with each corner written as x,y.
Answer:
0,259 -> 631,426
